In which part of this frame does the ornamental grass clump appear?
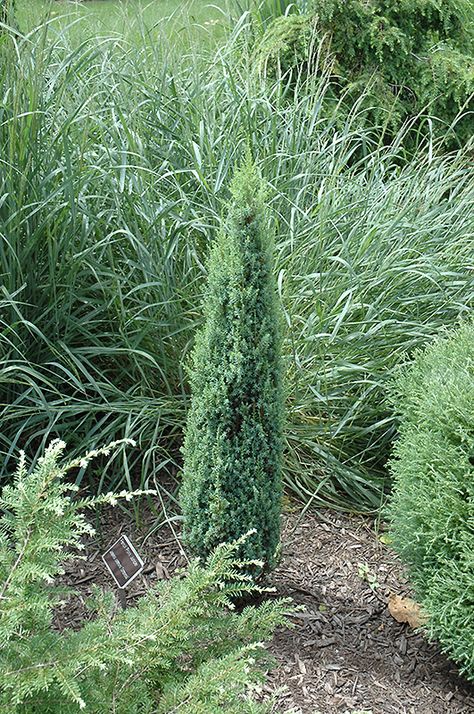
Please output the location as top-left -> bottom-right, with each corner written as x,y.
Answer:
0,440 -> 290,713
387,322 -> 474,679
180,159 -> 284,574
2,17 -> 474,512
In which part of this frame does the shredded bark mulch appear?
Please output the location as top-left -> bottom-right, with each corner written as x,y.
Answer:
56,504 -> 474,714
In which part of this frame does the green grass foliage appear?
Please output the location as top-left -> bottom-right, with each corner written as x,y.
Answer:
180,160 -> 284,571
255,0 -> 474,145
15,0 -> 227,48
0,0 -> 14,27
0,17 -> 473,509
0,440 -> 289,713
387,322 -> 474,679
254,14 -> 316,82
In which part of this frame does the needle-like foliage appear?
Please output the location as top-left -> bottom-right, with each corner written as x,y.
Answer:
387,322 -> 474,679
0,14 -> 473,510
0,441 -> 290,713
254,0 -> 474,146
180,159 -> 285,573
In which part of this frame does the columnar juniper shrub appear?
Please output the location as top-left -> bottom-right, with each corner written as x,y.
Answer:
387,322 -> 474,679
180,160 -> 284,573
0,440 -> 290,712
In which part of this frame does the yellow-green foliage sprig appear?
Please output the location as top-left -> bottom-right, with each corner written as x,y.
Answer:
0,441 -> 290,712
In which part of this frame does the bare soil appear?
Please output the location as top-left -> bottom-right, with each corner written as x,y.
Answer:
57,504 -> 474,714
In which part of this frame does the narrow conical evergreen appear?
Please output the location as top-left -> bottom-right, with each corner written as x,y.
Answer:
180,159 -> 284,573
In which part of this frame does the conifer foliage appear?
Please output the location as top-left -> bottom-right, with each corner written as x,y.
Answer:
0,440 -> 289,712
180,160 -> 285,573
255,0 -> 474,145
387,322 -> 474,679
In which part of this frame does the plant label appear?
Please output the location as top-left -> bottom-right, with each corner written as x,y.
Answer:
102,534 -> 144,589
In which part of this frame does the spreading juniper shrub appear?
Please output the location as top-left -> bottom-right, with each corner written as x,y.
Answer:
254,0 -> 474,146
0,440 -> 290,713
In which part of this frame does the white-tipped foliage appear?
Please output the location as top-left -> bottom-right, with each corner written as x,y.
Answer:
0,442 -> 289,712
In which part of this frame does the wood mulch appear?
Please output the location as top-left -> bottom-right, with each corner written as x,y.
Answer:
56,503 -> 474,714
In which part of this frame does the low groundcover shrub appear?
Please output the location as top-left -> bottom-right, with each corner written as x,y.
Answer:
387,321 -> 474,679
0,440 -> 289,713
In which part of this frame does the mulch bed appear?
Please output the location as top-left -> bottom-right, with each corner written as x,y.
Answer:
56,504 -> 474,714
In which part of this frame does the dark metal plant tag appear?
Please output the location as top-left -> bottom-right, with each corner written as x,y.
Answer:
102,534 -> 144,589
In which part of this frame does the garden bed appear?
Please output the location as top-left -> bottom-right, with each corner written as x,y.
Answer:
57,504 -> 474,714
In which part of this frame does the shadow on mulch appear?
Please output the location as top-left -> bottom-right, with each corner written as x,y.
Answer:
264,512 -> 474,714
56,504 -> 474,714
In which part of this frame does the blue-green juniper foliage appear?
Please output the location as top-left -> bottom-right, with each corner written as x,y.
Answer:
181,160 -> 284,572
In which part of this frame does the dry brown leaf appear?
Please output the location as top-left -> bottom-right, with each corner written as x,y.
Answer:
388,593 -> 427,629
155,560 -> 169,580
295,654 -> 307,675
